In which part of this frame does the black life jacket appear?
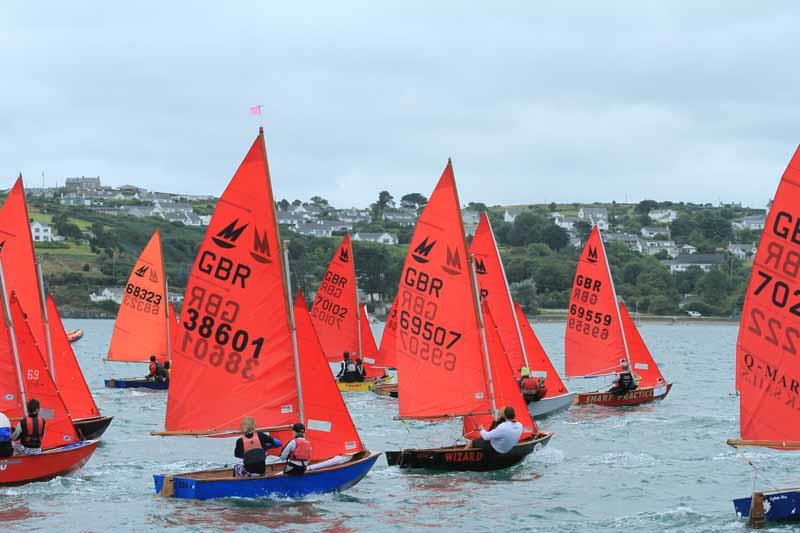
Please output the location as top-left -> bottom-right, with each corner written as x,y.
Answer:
22,415 -> 45,449
619,372 -> 634,388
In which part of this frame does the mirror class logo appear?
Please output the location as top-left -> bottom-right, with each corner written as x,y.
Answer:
442,245 -> 462,275
134,265 -> 149,277
474,257 -> 487,275
587,246 -> 599,263
213,219 -> 248,249
412,237 -> 436,264
250,227 -> 272,264
339,247 -> 350,263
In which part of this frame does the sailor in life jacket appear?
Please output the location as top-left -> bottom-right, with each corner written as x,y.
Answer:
233,416 -> 282,477
12,399 -> 46,455
280,422 -> 312,475
518,368 -> 547,401
0,410 -> 13,458
354,358 -> 367,383
146,355 -> 166,381
337,352 -> 358,383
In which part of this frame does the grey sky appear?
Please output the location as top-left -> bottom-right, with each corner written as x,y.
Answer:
2,2 -> 798,209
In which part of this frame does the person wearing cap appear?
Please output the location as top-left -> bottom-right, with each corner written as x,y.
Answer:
233,416 -> 282,477
608,360 -> 637,396
0,411 -> 12,458
280,422 -> 313,476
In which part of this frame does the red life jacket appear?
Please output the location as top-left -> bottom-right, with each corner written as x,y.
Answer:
242,433 -> 261,453
22,415 -> 45,448
520,377 -> 538,391
149,361 -> 157,375
290,437 -> 312,462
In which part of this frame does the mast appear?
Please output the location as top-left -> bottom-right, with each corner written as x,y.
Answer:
355,280 -> 363,358
597,225 -> 631,368
0,257 -> 29,417
164,276 -> 172,361
470,255 -> 497,418
282,243 -> 304,424
36,259 -> 56,379
484,214 -> 530,369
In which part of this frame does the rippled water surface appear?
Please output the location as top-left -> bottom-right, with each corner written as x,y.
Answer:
4,319 -> 799,532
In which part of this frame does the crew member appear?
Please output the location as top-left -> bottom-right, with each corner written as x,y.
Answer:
337,353 -> 358,383
467,406 -> 523,455
354,358 -> 366,382
163,361 -> 171,380
0,411 -> 12,458
233,416 -> 282,477
12,399 -> 46,455
146,355 -> 165,381
609,361 -> 637,396
280,422 -> 312,476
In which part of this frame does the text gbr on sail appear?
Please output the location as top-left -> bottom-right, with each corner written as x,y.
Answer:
766,211 -> 800,278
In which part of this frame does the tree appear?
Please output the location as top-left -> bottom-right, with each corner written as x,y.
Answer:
574,221 -> 592,242
697,269 -> 730,306
511,279 -> 538,314
695,211 -> 734,243
670,213 -> 697,243
548,202 -> 557,212
400,193 -> 427,210
278,199 -> 290,210
309,196 -> 328,206
541,224 -> 569,251
292,199 -> 302,207
378,191 -> 394,210
466,202 -> 488,213
635,199 -> 659,215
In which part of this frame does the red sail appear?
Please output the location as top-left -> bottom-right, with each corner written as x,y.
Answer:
0,305 -> 23,421
396,161 -> 490,419
10,295 -> 79,449
737,146 -> 800,441
0,179 -> 47,355
470,213 -> 528,376
294,292 -> 364,458
463,303 -> 537,440
565,226 -> 628,378
377,305 -> 398,369
164,130 -> 296,434
47,294 -> 99,419
310,234 -> 360,361
107,229 -> 170,362
358,304 -> 385,378
514,301 -> 568,395
619,303 -> 665,388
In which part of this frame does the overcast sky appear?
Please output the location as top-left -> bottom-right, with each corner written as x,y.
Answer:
2,2 -> 798,209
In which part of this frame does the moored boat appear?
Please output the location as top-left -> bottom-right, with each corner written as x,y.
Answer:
565,226 -> 671,407
66,329 -> 84,343
152,129 -> 377,500
728,146 -> 800,527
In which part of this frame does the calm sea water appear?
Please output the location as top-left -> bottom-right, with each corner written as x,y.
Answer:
2,319 -> 797,532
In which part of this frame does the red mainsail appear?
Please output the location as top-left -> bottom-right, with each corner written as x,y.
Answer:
377,305 -> 398,369
737,146 -> 800,441
618,302 -> 665,388
470,212 -> 528,376
565,226 -> 629,378
107,229 -> 170,362
396,161 -> 490,420
514,301 -> 568,395
358,304 -> 385,378
47,294 -> 99,420
0,298 -> 23,422
164,130 -> 295,434
310,234 -> 360,362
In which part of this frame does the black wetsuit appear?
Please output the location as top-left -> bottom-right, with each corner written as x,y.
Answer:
609,372 -> 636,396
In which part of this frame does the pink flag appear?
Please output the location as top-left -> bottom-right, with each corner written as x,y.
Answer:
249,105 -> 262,116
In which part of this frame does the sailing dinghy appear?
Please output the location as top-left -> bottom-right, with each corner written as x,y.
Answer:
470,212 -> 575,417
384,161 -> 552,471
0,262 -> 97,485
152,129 -> 378,500
310,234 -> 389,392
566,226 -> 672,406
66,329 -> 84,343
0,178 -> 112,439
728,146 -> 800,526
105,229 -> 172,390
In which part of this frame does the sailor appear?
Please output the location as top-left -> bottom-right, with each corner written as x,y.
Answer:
354,358 -> 366,382
467,406 -> 523,455
146,355 -> 165,381
609,361 -> 637,396
337,353 -> 358,383
233,416 -> 282,477
163,361 -> 171,380
280,422 -> 312,476
519,369 -> 547,401
0,411 -> 12,458
12,399 -> 46,455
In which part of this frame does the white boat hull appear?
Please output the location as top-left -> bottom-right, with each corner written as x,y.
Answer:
527,392 -> 576,418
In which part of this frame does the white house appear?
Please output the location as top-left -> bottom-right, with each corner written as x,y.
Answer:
603,232 -> 643,253
641,226 -> 671,239
30,221 -> 53,242
277,211 -> 307,227
383,209 -> 417,226
89,287 -> 123,304
733,215 -> 766,231
578,206 -> 608,222
295,223 -> 334,238
662,253 -> 725,273
554,215 -> 579,231
352,232 -> 399,245
648,209 -> 678,224
641,239 -> 678,258
679,244 -> 697,255
503,208 -> 527,223
728,242 -> 757,260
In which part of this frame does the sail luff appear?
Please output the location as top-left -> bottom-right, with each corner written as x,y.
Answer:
597,226 -> 631,367
282,245 -> 304,424
470,255 -> 497,417
0,257 -> 28,416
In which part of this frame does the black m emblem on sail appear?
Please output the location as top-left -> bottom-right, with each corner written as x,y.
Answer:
250,227 -> 272,264
412,237 -> 436,264
474,257 -> 487,275
134,265 -> 149,277
442,246 -> 462,275
587,246 -> 598,263
213,219 -> 248,249
339,247 -> 350,263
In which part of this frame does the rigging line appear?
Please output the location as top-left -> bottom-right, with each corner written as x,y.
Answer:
733,446 -> 780,492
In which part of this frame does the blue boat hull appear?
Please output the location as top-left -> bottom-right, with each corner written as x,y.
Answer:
733,489 -> 800,523
153,452 -> 379,500
105,378 -> 168,390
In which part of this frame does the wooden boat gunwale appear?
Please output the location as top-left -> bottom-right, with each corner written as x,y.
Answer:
575,383 -> 672,406
0,440 -> 99,486
73,415 -> 115,440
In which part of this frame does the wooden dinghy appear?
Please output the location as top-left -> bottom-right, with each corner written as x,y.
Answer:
383,161 -> 551,473
0,264 -> 97,486
373,381 -> 398,398
0,180 -> 112,437
386,433 -> 551,471
66,329 -> 83,343
72,415 -> 115,440
154,451 -> 380,500
565,227 -> 672,408
728,146 -> 800,526
470,214 -> 574,419
105,229 -> 173,390
152,129 -> 377,500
